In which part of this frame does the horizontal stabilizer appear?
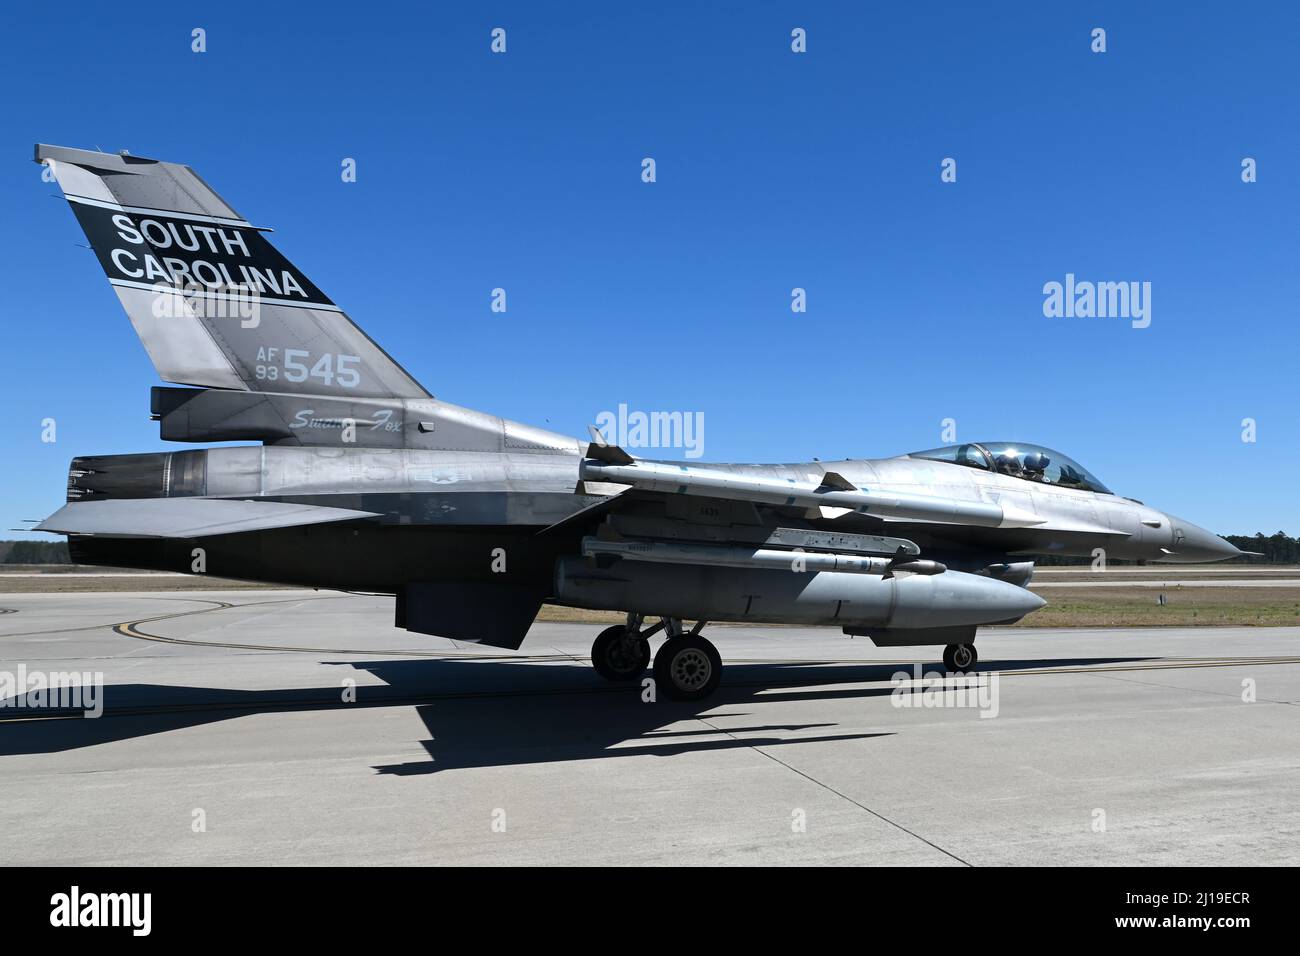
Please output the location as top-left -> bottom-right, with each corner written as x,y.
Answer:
36,498 -> 380,538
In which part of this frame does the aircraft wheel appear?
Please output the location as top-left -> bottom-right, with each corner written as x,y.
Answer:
943,643 -> 978,673
653,635 -> 722,701
591,625 -> 650,681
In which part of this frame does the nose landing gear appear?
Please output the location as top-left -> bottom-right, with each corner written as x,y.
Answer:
589,615 -> 722,700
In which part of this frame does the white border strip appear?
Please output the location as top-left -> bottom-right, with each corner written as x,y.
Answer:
109,279 -> 343,313
65,193 -> 259,230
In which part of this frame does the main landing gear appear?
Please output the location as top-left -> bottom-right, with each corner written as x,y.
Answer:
590,614 -> 722,701
942,642 -> 978,673
590,622 -> 651,681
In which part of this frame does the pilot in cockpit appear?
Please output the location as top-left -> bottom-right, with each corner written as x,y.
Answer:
995,449 -> 1051,482
1022,451 -> 1051,482
909,443 -> 1111,495
994,452 -> 1023,478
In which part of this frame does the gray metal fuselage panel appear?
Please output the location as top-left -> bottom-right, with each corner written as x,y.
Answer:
171,444 -> 1167,560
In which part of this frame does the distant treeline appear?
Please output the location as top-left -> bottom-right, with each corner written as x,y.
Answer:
2,534 -> 1298,566
1223,533 -> 1300,564
0,541 -> 72,564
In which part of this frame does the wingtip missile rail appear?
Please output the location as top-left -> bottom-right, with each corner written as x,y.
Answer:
580,536 -> 948,576
579,452 -> 1046,530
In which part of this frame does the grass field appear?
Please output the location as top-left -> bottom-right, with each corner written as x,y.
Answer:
1017,588 -> 1300,627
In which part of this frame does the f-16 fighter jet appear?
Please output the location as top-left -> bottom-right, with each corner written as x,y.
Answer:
32,144 -> 1244,700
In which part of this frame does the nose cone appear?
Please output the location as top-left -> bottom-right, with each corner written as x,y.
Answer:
1162,516 -> 1242,563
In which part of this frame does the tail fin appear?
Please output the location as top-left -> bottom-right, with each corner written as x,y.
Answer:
35,144 -> 428,400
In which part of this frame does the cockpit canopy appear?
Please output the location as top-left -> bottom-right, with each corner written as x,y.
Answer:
907,442 -> 1112,495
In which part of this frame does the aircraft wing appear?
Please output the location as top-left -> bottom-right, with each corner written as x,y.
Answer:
36,498 -> 381,538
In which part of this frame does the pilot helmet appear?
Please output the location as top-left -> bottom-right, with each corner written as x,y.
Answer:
1022,451 -> 1050,473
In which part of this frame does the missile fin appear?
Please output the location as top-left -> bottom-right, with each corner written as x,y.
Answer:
817,471 -> 857,492
585,439 -> 635,465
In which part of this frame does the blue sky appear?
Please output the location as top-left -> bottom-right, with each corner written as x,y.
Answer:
1,1 -> 1296,537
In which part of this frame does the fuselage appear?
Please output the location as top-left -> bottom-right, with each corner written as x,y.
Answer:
65,436 -> 1240,596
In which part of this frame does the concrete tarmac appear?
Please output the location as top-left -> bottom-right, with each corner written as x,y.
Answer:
1,590 -> 1297,866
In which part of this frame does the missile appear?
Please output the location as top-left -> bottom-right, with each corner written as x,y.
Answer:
581,536 -> 947,576
579,452 -> 1045,529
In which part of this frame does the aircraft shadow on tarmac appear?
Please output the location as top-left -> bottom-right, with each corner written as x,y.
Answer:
0,656 -> 1155,769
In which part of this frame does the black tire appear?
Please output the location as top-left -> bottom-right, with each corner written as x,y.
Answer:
652,636 -> 723,701
942,643 -> 978,673
591,625 -> 650,681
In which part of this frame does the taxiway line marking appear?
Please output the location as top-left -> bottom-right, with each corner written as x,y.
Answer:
696,715 -> 972,866
111,601 -> 1300,674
